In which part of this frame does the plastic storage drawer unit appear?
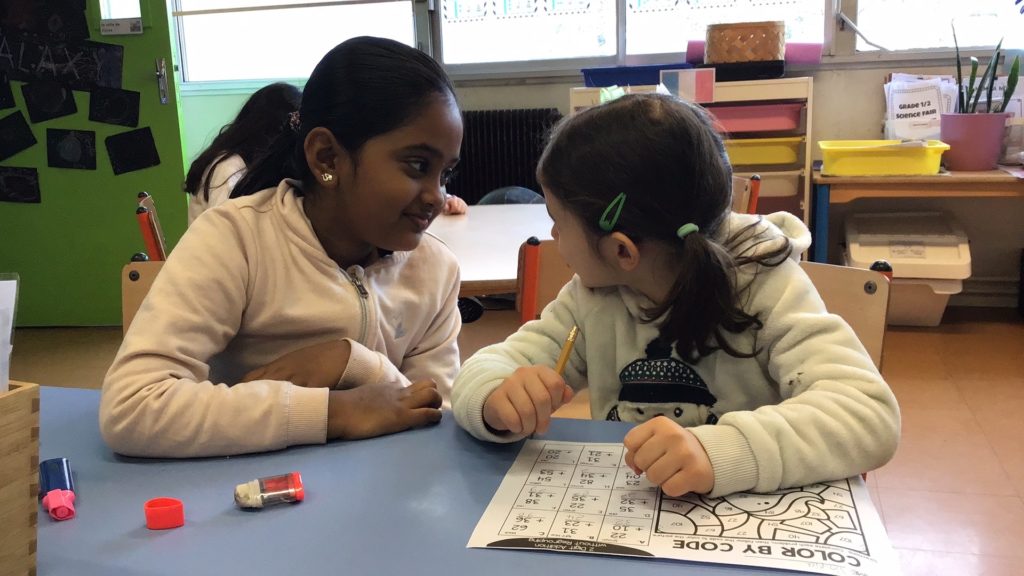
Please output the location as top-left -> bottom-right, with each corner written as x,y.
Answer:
819,140 -> 949,176
724,136 -> 803,166
708,103 -> 804,134
845,212 -> 971,326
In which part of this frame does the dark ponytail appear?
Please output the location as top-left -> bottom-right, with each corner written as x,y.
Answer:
232,36 -> 455,199
537,94 -> 790,361
185,82 -> 300,201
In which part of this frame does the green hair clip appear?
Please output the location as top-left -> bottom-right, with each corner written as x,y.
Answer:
676,223 -> 700,239
599,192 -> 627,232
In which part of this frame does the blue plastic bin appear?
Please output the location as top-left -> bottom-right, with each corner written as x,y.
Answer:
581,63 -> 693,87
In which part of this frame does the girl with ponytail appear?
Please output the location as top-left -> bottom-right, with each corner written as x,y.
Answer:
102,37 -> 463,458
453,94 -> 899,498
184,82 -> 300,225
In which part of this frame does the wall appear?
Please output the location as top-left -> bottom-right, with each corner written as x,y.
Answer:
180,63 -> 1024,306
0,0 -> 187,326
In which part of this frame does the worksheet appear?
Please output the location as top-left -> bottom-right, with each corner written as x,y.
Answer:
469,441 -> 899,576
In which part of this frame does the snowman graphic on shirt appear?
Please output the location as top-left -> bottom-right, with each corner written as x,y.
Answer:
606,338 -> 719,426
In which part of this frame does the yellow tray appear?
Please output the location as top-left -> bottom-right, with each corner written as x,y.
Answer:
724,136 -> 803,166
819,140 -> 949,176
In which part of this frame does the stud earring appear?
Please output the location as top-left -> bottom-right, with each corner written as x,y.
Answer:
321,173 -> 334,183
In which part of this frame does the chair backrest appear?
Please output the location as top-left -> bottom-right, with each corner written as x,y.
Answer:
516,238 -> 574,324
122,261 -> 164,335
514,242 -> 889,368
731,174 -> 761,214
799,261 -> 890,369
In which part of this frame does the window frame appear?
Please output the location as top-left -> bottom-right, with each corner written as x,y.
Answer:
172,0 -> 1018,90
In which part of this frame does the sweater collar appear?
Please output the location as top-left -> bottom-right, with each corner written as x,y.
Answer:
274,179 -> 406,272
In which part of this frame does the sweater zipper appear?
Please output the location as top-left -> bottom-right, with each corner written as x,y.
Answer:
342,267 -> 369,344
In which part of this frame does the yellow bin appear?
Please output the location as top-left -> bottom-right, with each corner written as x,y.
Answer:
819,140 -> 949,176
724,137 -> 803,166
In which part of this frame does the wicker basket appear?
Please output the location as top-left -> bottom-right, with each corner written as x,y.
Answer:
0,381 -> 40,576
705,21 -> 786,64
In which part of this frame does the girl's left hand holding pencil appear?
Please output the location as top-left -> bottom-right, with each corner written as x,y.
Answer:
483,366 -> 574,435
623,417 -> 715,497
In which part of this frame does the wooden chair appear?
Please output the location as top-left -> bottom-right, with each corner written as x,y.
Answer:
798,261 -> 890,369
121,261 -> 164,334
732,174 -> 761,214
516,237 -> 574,324
515,239 -> 890,367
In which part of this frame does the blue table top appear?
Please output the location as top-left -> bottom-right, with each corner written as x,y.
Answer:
37,387 -> 800,575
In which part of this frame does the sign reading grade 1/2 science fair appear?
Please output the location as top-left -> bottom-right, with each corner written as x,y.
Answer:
469,441 -> 900,576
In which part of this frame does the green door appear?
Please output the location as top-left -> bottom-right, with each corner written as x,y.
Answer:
0,0 -> 186,326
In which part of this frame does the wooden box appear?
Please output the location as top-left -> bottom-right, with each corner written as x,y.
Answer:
0,381 -> 40,576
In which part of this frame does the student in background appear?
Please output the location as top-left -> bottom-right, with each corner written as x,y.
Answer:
453,94 -> 899,498
443,188 -> 468,214
183,82 -> 301,225
102,37 -> 463,458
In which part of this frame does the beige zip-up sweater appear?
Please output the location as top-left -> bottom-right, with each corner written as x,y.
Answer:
187,153 -> 246,225
453,212 -> 899,497
101,181 -> 461,458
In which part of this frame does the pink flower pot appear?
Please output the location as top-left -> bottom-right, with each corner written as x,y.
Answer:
940,113 -> 1009,171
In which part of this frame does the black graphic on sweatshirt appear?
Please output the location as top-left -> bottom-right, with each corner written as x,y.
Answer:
607,338 -> 718,426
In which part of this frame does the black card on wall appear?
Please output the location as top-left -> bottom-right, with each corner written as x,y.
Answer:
89,87 -> 140,127
0,71 -> 13,109
0,166 -> 41,204
47,128 -> 96,170
0,110 -> 37,161
21,80 -> 77,123
106,127 -> 160,175
0,0 -> 89,42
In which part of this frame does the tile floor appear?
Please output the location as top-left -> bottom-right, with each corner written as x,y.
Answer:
10,306 -> 1024,576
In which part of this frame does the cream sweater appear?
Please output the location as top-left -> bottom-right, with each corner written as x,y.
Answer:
187,154 -> 246,225
453,212 -> 900,497
102,181 -> 461,457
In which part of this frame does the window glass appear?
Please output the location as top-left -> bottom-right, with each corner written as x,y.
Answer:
177,1 -> 414,82
439,0 -> 616,65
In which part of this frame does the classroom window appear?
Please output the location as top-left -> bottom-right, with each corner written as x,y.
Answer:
626,0 -> 824,56
174,0 -> 415,82
438,0 -> 823,65
855,0 -> 1024,52
438,0 -> 617,65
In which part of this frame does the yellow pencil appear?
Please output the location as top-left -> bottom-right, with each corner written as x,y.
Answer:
554,325 -> 579,376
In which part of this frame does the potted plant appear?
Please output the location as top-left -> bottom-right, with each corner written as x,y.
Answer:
940,26 -> 1020,170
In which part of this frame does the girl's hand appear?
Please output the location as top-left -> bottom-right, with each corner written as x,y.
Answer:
242,340 -> 351,389
443,194 -> 468,215
482,366 -> 574,435
623,416 -> 715,497
328,379 -> 443,440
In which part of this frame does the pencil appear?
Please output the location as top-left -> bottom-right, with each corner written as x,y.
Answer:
554,325 -> 579,376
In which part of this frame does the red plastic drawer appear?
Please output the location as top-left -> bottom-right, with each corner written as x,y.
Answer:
708,103 -> 804,134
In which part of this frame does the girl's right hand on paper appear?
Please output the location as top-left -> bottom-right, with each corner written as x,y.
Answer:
327,379 -> 442,440
483,366 -> 574,435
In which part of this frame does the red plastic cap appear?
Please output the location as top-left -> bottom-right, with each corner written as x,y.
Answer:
290,472 -> 305,502
145,497 -> 184,530
42,489 -> 76,521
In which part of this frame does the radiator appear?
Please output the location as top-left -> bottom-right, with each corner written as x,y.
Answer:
446,108 -> 563,204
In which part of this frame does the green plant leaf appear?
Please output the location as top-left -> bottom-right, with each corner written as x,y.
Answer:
1000,55 -> 1020,113
967,57 -> 979,111
953,23 -> 964,112
986,43 -> 1003,113
971,39 -> 1003,113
